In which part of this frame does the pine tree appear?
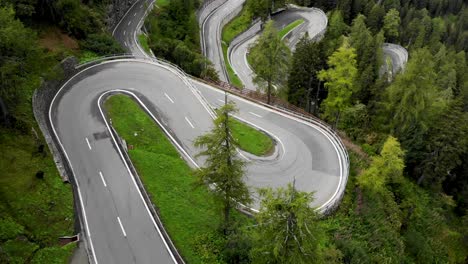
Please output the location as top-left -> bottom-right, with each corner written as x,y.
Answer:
194,101 -> 251,233
250,20 -> 291,104
287,35 -> 325,113
250,182 -> 322,264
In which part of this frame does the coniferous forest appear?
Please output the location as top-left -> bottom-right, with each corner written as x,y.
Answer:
0,0 -> 467,263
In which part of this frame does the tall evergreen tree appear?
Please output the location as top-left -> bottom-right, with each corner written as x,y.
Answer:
194,101 -> 251,233
250,20 -> 291,104
384,48 -> 444,166
287,35 -> 325,113
416,100 -> 468,187
250,182 -> 322,264
318,39 -> 358,127
383,8 -> 400,42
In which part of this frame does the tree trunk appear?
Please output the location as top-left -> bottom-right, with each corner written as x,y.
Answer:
334,111 -> 341,130
267,81 -> 272,104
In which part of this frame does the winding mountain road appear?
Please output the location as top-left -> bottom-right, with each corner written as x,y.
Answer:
47,1 -> 347,263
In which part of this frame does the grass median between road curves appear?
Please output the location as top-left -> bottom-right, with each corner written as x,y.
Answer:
229,118 -> 274,156
105,95 -> 255,263
222,42 -> 244,88
278,19 -> 304,40
221,5 -> 253,89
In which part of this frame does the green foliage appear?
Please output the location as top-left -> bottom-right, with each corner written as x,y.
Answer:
250,183 -> 322,264
1,239 -> 39,264
54,0 -> 103,38
194,102 -> 251,230
222,5 -> 254,44
249,20 -> 291,104
278,19 -> 304,40
31,242 -> 76,264
384,48 -> 443,165
246,0 -> 287,21
105,95 -> 231,263
383,8 -> 400,42
349,14 -> 383,104
358,136 -> 405,192
416,100 -> 468,188
287,35 -> 325,113
338,103 -> 369,140
146,2 -> 219,80
229,118 -> 274,156
0,6 -> 44,115
318,39 -> 358,127
79,33 -> 124,56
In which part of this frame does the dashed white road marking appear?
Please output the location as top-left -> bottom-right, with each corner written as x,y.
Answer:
185,117 -> 195,128
217,99 -> 225,104
164,93 -> 174,103
128,20 -> 132,26
140,4 -> 143,8
117,217 -> 127,237
123,30 -> 126,36
124,41 -> 128,47
99,171 -> 107,187
249,112 -> 262,118
134,12 -> 137,17
85,137 -> 92,150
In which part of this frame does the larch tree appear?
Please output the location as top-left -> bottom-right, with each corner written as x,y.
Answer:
194,101 -> 251,233
250,182 -> 322,264
383,8 -> 400,42
318,39 -> 358,128
249,20 -> 291,104
358,136 -> 405,192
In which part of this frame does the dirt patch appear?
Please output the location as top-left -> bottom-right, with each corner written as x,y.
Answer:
39,26 -> 79,52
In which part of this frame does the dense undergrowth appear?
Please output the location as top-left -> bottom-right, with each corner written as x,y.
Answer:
0,0 -> 125,262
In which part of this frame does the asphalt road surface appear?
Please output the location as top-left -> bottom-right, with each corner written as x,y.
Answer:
201,0 -> 246,81
52,1 -> 345,263
228,7 -> 328,91
51,59 -> 344,263
382,43 -> 409,78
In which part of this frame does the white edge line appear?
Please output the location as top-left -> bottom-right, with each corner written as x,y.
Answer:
116,217 -> 127,237
233,114 -> 286,161
99,171 -> 107,187
98,89 -> 189,264
164,93 -> 175,103
249,112 -> 262,118
49,72 -> 98,264
85,137 -> 92,150
193,80 -> 345,211
112,0 -> 142,36
184,117 -> 195,128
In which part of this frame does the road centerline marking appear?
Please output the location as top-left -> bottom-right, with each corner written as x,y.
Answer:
123,30 -> 126,36
85,137 -> 92,150
134,13 -> 137,17
249,112 -> 262,118
185,117 -> 195,128
117,217 -> 127,237
99,171 -> 107,187
128,20 -> 132,26
164,93 -> 174,103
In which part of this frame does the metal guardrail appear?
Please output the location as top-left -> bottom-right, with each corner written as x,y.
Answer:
73,52 -> 350,214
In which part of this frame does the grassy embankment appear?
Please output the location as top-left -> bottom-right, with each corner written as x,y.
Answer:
138,34 -> 151,54
104,95 -> 257,262
0,25 -> 78,263
278,19 -> 304,39
221,6 -> 253,88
